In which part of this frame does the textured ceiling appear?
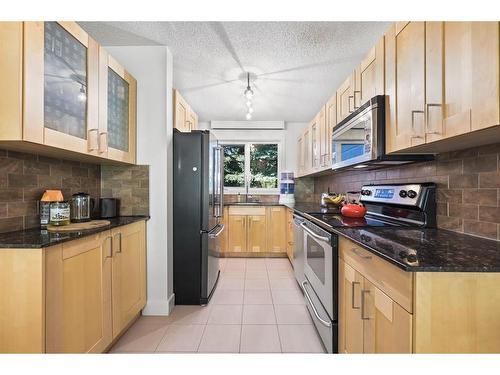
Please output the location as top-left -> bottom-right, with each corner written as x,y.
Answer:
80,22 -> 390,122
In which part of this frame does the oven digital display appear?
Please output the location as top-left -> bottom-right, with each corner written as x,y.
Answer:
374,188 -> 394,199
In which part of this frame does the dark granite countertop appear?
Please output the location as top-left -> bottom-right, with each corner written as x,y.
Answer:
0,216 -> 149,249
284,202 -> 339,214
290,202 -> 500,273
224,202 -> 284,206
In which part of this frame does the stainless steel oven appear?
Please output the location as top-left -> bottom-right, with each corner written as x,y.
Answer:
301,219 -> 338,353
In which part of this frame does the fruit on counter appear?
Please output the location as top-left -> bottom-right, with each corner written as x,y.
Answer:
324,194 -> 345,205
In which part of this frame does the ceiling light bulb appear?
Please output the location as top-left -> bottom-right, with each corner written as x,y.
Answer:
248,107 -> 254,114
245,113 -> 252,120
246,100 -> 252,107
244,88 -> 254,100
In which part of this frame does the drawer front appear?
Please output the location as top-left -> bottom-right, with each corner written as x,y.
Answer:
339,236 -> 413,313
228,206 -> 266,216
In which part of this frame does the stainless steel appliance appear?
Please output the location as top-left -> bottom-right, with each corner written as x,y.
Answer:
302,220 -> 336,354
292,214 -> 306,284
173,129 -> 223,305
99,198 -> 118,218
331,95 -> 433,171
297,183 -> 436,353
70,192 -> 94,223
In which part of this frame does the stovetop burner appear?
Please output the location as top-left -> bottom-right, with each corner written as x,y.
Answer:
358,229 -> 419,266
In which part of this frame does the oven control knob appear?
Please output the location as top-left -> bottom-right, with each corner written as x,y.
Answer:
399,190 -> 407,198
407,190 -> 417,199
362,190 -> 371,196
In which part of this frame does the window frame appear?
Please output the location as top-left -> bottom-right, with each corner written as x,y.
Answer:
221,141 -> 281,195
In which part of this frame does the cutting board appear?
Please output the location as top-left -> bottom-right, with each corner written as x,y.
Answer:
47,220 -> 111,232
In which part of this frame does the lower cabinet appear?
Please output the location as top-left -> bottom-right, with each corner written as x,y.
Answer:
111,222 -> 147,338
339,236 -> 500,353
45,231 -> 113,353
226,205 -> 287,255
0,220 -> 147,353
339,258 -> 413,354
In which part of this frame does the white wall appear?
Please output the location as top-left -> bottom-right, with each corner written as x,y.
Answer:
105,46 -> 174,315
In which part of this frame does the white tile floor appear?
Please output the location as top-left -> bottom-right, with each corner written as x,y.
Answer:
110,257 -> 325,353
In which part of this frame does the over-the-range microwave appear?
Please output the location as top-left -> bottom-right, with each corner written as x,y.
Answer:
331,95 -> 434,171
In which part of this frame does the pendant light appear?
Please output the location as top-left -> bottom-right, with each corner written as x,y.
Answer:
244,72 -> 254,100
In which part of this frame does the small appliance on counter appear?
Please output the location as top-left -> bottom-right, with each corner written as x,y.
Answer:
99,198 -> 119,218
70,192 -> 94,223
278,170 -> 295,205
341,191 -> 367,218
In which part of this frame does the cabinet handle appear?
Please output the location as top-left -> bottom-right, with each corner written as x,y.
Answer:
411,110 -> 425,138
88,129 -> 99,151
106,236 -> 113,258
351,281 -> 360,309
361,290 -> 370,320
348,95 -> 355,113
425,103 -> 443,135
99,132 -> 108,153
115,232 -> 122,253
353,90 -> 361,109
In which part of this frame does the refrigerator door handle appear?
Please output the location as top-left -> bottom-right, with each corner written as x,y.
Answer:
218,146 -> 224,219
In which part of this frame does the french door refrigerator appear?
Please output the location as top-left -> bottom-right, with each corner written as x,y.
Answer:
173,129 -> 224,305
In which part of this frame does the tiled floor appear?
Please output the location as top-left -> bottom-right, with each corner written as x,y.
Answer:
110,258 -> 326,353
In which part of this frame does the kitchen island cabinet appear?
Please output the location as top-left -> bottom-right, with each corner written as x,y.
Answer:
0,219 -> 147,353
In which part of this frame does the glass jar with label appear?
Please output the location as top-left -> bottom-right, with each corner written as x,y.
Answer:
49,201 -> 71,226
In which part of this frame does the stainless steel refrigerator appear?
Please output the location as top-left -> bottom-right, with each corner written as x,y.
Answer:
173,129 -> 224,305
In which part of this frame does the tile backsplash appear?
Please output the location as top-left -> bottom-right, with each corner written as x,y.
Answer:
306,142 -> 500,240
101,164 -> 149,216
0,149 -> 100,233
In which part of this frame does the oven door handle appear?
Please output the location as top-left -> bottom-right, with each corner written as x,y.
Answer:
301,280 -> 332,328
300,222 -> 330,243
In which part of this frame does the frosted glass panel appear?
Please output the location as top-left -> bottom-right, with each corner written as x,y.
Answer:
107,68 -> 129,152
44,22 -> 87,139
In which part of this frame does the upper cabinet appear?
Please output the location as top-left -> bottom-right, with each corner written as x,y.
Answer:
336,72 -> 356,123
386,21 -> 500,154
0,21 -> 137,164
99,48 -> 137,164
173,89 -> 198,132
355,36 -> 385,107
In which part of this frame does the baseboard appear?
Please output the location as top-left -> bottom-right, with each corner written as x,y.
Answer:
142,297 -> 173,316
220,252 -> 287,258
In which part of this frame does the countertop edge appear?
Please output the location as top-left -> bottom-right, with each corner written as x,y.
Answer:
0,216 -> 150,249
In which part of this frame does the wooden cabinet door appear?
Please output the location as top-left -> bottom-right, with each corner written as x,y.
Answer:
362,279 -> 412,353
317,105 -> 329,168
442,22 -> 499,137
23,22 -> 99,154
336,72 -> 355,122
310,118 -> 320,171
174,89 -> 190,132
356,36 -> 385,106
303,127 -> 311,175
324,93 -> 336,168
45,232 -> 112,353
286,208 -> 294,261
341,261 -> 364,353
385,22 -> 426,153
99,49 -> 137,164
111,221 -> 146,338
228,215 -> 247,252
266,207 -> 286,253
297,135 -> 304,176
247,215 -> 267,252
188,109 -> 198,131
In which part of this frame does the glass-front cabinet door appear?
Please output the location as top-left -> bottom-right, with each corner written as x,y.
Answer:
23,22 -> 99,154
99,47 -> 136,164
